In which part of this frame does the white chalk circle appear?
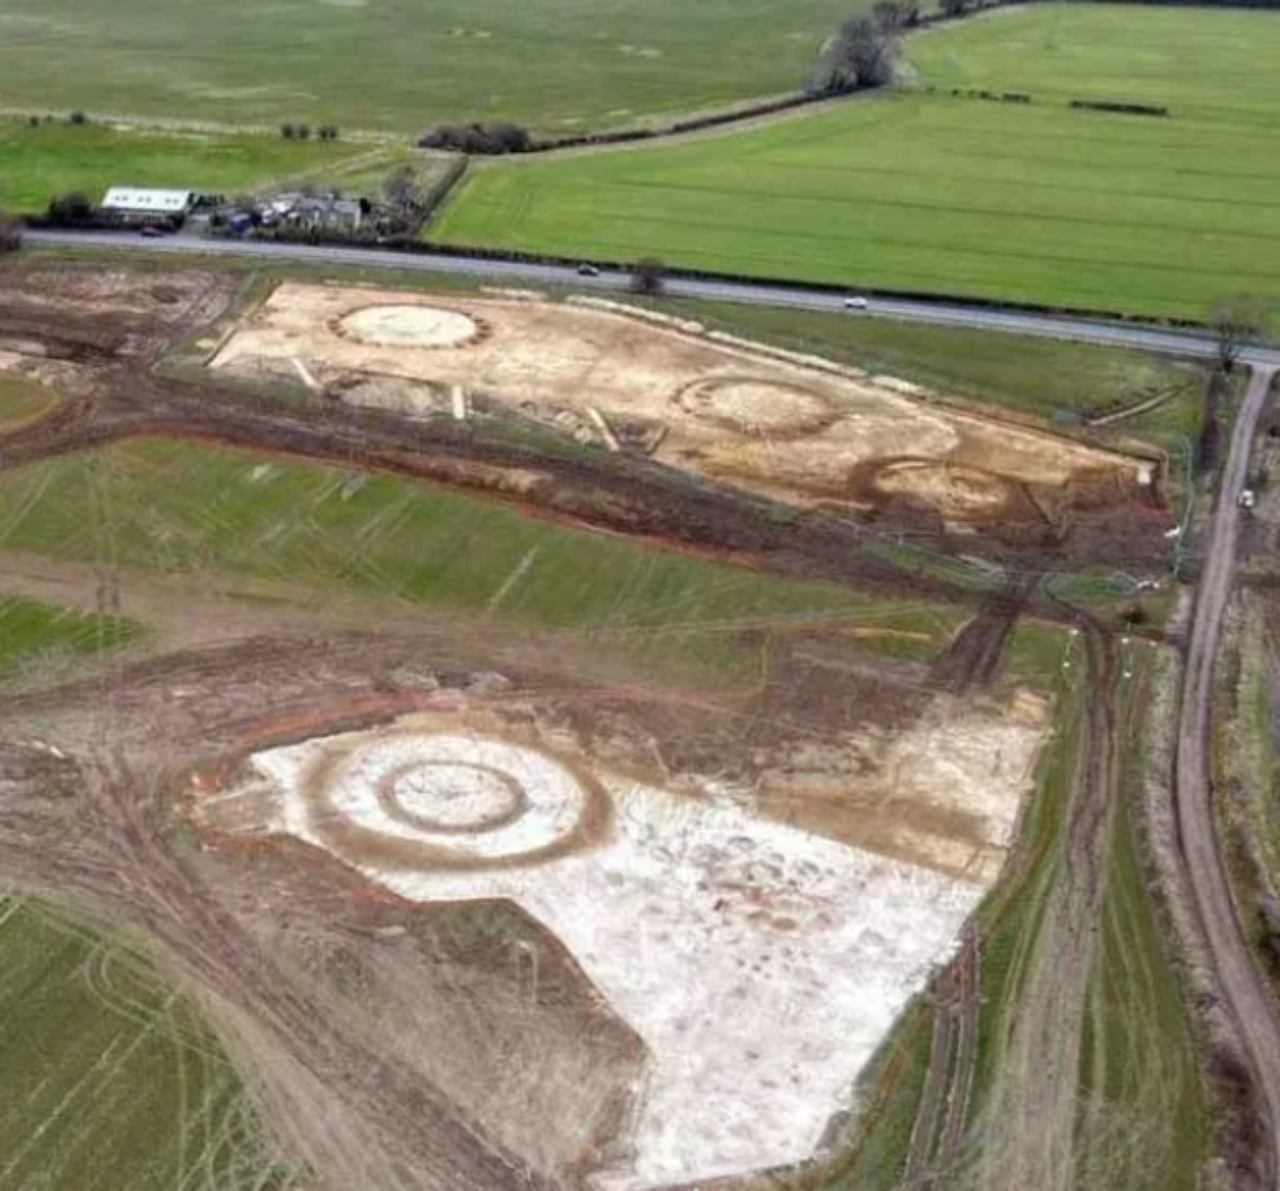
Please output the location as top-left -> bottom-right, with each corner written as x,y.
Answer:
319,733 -> 591,863
338,304 -> 481,348
382,761 -> 525,833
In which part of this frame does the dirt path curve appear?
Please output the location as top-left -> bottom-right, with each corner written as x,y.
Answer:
1174,363 -> 1280,1188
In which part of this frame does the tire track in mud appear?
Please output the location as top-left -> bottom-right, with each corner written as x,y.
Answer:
967,622 -> 1118,1191
900,926 -> 980,1188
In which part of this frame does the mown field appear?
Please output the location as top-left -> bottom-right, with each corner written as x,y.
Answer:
909,3 -> 1280,125
0,594 -> 140,679
0,438 -> 965,674
0,121 -> 363,215
0,0 -> 860,134
434,5 -> 1280,318
0,895 -> 289,1191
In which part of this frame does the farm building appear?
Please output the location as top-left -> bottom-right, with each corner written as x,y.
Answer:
100,187 -> 198,218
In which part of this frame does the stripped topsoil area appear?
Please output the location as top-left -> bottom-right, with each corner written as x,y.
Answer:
0,264 -> 1174,600
1,586 -> 1047,1190
0,261 -> 1156,1189
213,284 -> 1164,540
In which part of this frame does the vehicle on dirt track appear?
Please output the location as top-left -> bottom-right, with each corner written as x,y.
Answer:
843,295 -> 869,310
577,263 -> 601,277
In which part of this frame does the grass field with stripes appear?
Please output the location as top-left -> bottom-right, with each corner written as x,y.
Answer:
434,5 -> 1280,318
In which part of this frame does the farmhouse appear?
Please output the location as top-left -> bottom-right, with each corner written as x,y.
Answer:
100,187 -> 198,219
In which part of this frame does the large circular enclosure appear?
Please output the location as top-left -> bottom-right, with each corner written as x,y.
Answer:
674,375 -> 838,438
307,731 -> 603,868
336,304 -> 483,348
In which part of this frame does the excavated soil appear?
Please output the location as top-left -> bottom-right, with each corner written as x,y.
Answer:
0,261 -> 1176,1191
211,283 -> 1160,532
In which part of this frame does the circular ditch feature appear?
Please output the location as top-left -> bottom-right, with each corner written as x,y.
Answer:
673,375 -> 838,438
335,304 -> 485,349
305,731 -> 608,869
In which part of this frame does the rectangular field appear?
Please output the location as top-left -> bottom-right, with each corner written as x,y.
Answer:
909,3 -> 1280,125
0,0 -> 860,134
434,6 -> 1280,317
0,120 -> 363,215
0,437 -> 965,675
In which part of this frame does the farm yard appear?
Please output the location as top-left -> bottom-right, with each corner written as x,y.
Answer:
0,0 -> 862,134
0,257 -> 1217,1191
433,5 -> 1280,317
0,120 -> 364,216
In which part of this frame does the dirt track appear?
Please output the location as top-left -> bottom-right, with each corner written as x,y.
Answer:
1173,364 -> 1280,1190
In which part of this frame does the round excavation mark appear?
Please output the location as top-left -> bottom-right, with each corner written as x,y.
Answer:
314,732 -> 601,867
674,375 -> 837,438
382,760 -> 526,833
337,304 -> 482,349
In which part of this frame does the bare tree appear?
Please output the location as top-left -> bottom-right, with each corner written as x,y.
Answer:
815,14 -> 899,94
630,258 -> 666,296
46,192 -> 94,226
872,0 -> 920,31
0,211 -> 22,254
383,165 -> 421,215
1210,296 -> 1272,373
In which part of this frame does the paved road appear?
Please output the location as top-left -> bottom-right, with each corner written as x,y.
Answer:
25,230 -> 1280,366
1175,364 -> 1280,1186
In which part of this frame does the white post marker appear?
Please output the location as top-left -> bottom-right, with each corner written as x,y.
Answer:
291,357 -> 320,392
587,407 -> 621,452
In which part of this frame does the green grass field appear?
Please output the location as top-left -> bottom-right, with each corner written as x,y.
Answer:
908,3 -> 1280,126
0,895 -> 289,1191
0,0 -> 860,134
434,5 -> 1280,318
1073,660 -> 1206,1191
0,437 -> 964,674
0,594 -> 141,679
0,121 -> 363,215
